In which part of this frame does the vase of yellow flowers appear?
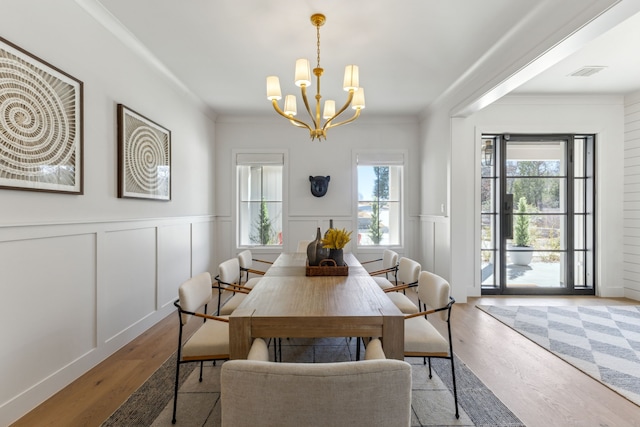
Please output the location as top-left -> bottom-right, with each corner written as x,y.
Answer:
322,228 -> 352,266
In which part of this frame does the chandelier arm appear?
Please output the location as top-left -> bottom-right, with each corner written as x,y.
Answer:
300,85 -> 316,128
289,120 -> 309,128
322,90 -> 354,131
315,73 -> 322,129
325,107 -> 362,130
271,99 -> 313,132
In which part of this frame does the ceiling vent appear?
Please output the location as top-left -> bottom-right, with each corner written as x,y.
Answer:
568,66 -> 607,77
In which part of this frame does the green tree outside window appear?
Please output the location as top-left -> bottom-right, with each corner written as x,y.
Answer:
250,198 -> 276,245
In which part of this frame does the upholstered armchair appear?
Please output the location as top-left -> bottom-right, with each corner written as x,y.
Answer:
220,338 -> 412,427
237,249 -> 272,285
213,257 -> 251,315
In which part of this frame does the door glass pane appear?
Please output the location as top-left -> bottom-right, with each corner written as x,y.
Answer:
506,141 -> 565,176
507,214 -> 566,250
505,178 -> 565,213
481,178 -> 495,213
575,251 -> 585,287
574,179 -> 585,213
506,252 -> 565,288
481,250 -> 496,287
481,214 -> 495,249
574,141 -> 585,177
481,138 -> 496,177
574,214 -> 585,250
532,215 -> 565,250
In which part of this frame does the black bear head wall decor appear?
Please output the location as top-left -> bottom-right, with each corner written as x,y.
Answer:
309,175 -> 330,197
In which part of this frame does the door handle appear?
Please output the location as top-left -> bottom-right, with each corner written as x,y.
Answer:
505,194 -> 513,239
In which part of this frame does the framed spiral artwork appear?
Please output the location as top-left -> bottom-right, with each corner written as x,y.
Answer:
117,105 -> 171,200
0,37 -> 83,194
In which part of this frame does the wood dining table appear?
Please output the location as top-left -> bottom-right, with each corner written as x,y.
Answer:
229,252 -> 405,360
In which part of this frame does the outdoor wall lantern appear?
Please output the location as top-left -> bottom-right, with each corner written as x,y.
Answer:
482,140 -> 494,166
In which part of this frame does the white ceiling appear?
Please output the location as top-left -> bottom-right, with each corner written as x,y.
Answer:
87,0 -> 640,118
512,7 -> 640,95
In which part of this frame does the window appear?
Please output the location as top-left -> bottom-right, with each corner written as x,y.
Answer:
357,152 -> 403,246
237,153 -> 283,246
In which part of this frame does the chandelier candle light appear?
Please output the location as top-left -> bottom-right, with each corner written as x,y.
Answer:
266,13 -> 365,141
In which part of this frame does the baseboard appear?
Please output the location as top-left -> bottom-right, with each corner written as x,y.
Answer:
1,305 -> 174,426
598,286 -> 625,298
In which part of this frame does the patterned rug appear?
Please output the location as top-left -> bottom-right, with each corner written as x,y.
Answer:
102,337 -> 524,426
476,305 -> 640,406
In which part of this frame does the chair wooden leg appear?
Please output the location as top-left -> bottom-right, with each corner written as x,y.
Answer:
199,361 -> 204,382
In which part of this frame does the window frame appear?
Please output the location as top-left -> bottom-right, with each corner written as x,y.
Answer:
354,150 -> 406,249
234,150 -> 287,249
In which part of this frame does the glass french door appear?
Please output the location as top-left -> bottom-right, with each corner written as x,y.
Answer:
480,134 -> 595,295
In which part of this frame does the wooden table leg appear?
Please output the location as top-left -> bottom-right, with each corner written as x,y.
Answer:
229,308 -> 254,359
382,313 -> 404,360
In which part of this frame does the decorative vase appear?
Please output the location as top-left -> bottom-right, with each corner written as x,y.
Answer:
324,219 -> 334,238
329,248 -> 344,267
307,227 -> 329,266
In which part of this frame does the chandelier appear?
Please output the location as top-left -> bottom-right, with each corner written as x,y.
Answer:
266,13 -> 365,141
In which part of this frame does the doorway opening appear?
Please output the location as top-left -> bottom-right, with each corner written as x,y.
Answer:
480,134 -> 595,295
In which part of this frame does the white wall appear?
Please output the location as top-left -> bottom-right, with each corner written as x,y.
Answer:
214,115 -> 421,264
450,95 -> 626,299
623,90 -> 640,301
0,1 -> 216,424
418,108 -> 452,292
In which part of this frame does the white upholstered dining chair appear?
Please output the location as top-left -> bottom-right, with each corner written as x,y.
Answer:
221,338 -> 412,427
214,257 -> 251,315
361,249 -> 399,289
237,249 -> 272,285
404,270 -> 459,418
172,272 -> 229,424
382,257 -> 421,314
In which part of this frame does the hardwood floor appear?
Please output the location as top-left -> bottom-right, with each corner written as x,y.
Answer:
453,296 -> 640,427
11,295 -> 640,427
10,311 -> 196,427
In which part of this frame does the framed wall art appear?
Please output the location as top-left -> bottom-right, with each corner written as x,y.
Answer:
0,36 -> 83,194
117,104 -> 171,201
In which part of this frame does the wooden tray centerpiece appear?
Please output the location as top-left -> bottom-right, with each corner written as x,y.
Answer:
306,227 -> 352,276
305,258 -> 348,276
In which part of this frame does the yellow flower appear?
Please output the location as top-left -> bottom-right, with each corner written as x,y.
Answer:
322,228 -> 352,249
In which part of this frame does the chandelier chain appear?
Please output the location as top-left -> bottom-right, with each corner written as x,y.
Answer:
316,22 -> 321,69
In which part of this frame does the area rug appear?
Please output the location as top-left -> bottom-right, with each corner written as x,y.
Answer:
476,305 -> 640,407
103,337 -> 523,426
